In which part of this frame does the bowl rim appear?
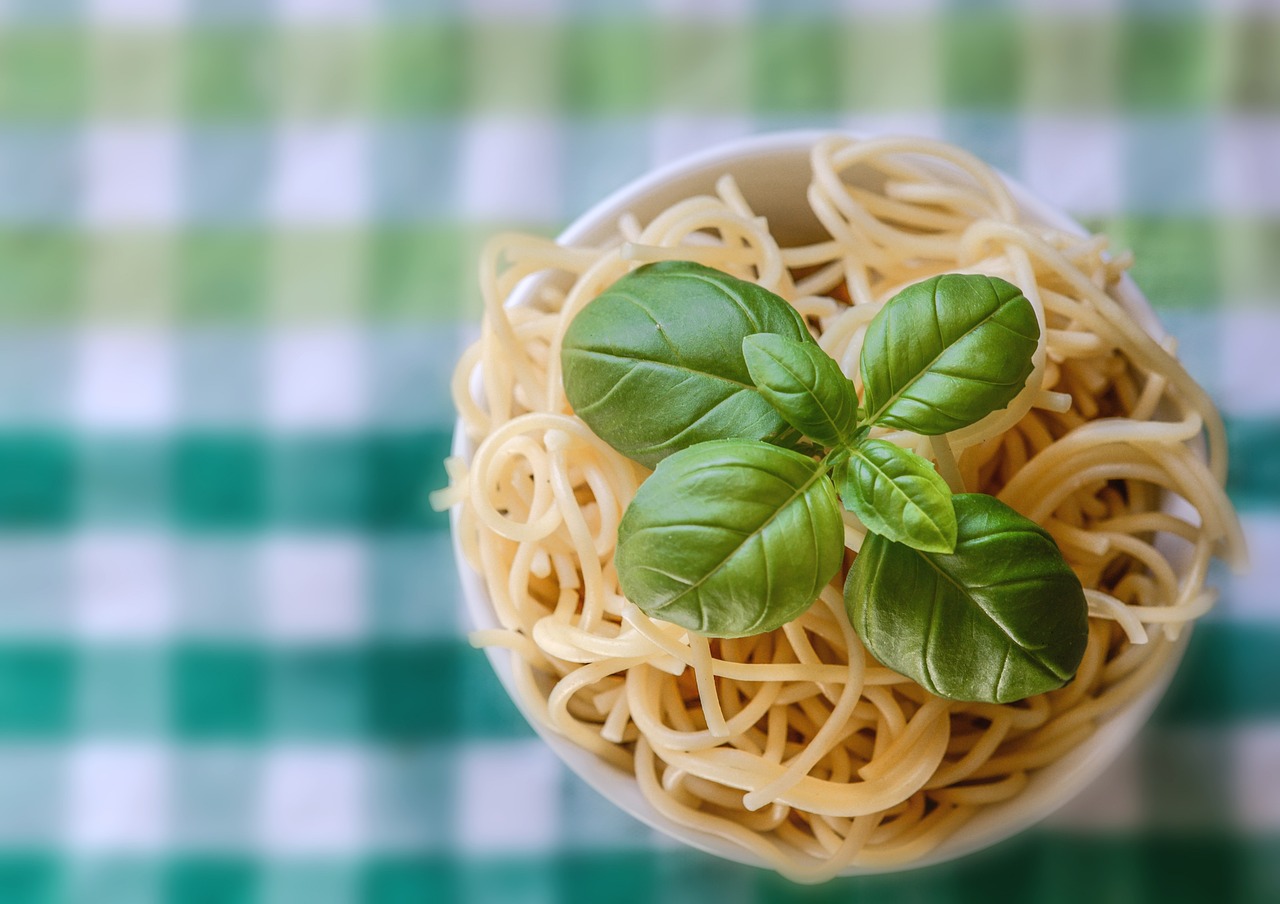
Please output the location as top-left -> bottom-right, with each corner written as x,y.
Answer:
449,129 -> 1187,875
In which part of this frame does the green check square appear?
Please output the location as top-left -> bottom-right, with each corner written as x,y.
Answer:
171,645 -> 265,738
646,854 -> 756,904
373,24 -> 466,114
66,861 -> 161,904
563,23 -> 654,114
0,232 -> 82,323
76,648 -> 168,735
0,434 -> 76,527
464,858 -> 556,904
1023,18 -> 1119,110
365,432 -> 451,531
366,642 -> 454,739
269,649 -> 365,739
184,28 -> 274,117
171,434 -> 267,530
369,227 -> 483,321
467,24 -> 561,112
262,863 -> 357,904
1121,18 -> 1215,109
179,231 -> 268,322
842,21 -> 941,110
277,28 -> 375,118
1219,220 -> 1280,304
1103,217 -> 1217,309
0,29 -> 84,117
361,858 -> 456,904
270,231 -> 366,322
84,231 -> 175,325
89,29 -> 181,118
656,25 -> 749,113
554,852 -> 657,904
459,650 -> 529,738
0,856 -> 57,904
1033,838 -> 1143,904
164,859 -> 258,904
750,21 -> 842,112
1136,838 -> 1247,903
1226,20 -> 1280,110
940,13 -> 1022,109
270,437 -> 367,529
0,646 -> 73,735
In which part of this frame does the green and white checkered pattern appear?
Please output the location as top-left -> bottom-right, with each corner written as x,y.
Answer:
0,1 -> 1276,902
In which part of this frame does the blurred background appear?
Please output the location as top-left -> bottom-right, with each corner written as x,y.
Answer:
0,0 -> 1275,902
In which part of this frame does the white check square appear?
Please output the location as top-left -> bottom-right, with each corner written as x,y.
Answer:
262,537 -> 365,641
457,740 -> 560,853
269,127 -> 369,225
74,534 -> 173,640
74,331 -> 174,429
460,118 -> 562,222
259,748 -> 366,853
266,330 -> 366,429
83,127 -> 180,226
1021,118 -> 1123,218
68,744 -> 169,851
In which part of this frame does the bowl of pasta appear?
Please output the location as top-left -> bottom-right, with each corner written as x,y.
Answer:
436,132 -> 1244,881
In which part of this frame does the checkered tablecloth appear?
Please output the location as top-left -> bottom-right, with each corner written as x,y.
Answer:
0,1 -> 1276,902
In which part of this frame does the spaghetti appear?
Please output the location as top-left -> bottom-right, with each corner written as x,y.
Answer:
434,135 -> 1244,881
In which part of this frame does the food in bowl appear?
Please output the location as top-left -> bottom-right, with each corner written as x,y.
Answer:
433,134 -> 1244,881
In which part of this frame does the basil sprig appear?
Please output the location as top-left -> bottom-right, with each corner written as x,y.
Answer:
561,262 -> 1088,703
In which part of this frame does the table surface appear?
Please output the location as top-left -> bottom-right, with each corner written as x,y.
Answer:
0,1 -> 1276,902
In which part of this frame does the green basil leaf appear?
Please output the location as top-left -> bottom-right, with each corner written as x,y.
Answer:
561,261 -> 811,468
860,274 -> 1039,435
840,438 -> 956,553
845,494 -> 1088,704
617,439 -> 844,638
742,333 -> 859,449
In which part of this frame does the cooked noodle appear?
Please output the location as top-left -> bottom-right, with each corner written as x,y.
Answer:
435,135 -> 1245,882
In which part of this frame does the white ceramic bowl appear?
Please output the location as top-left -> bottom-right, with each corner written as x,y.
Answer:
451,131 -> 1187,874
